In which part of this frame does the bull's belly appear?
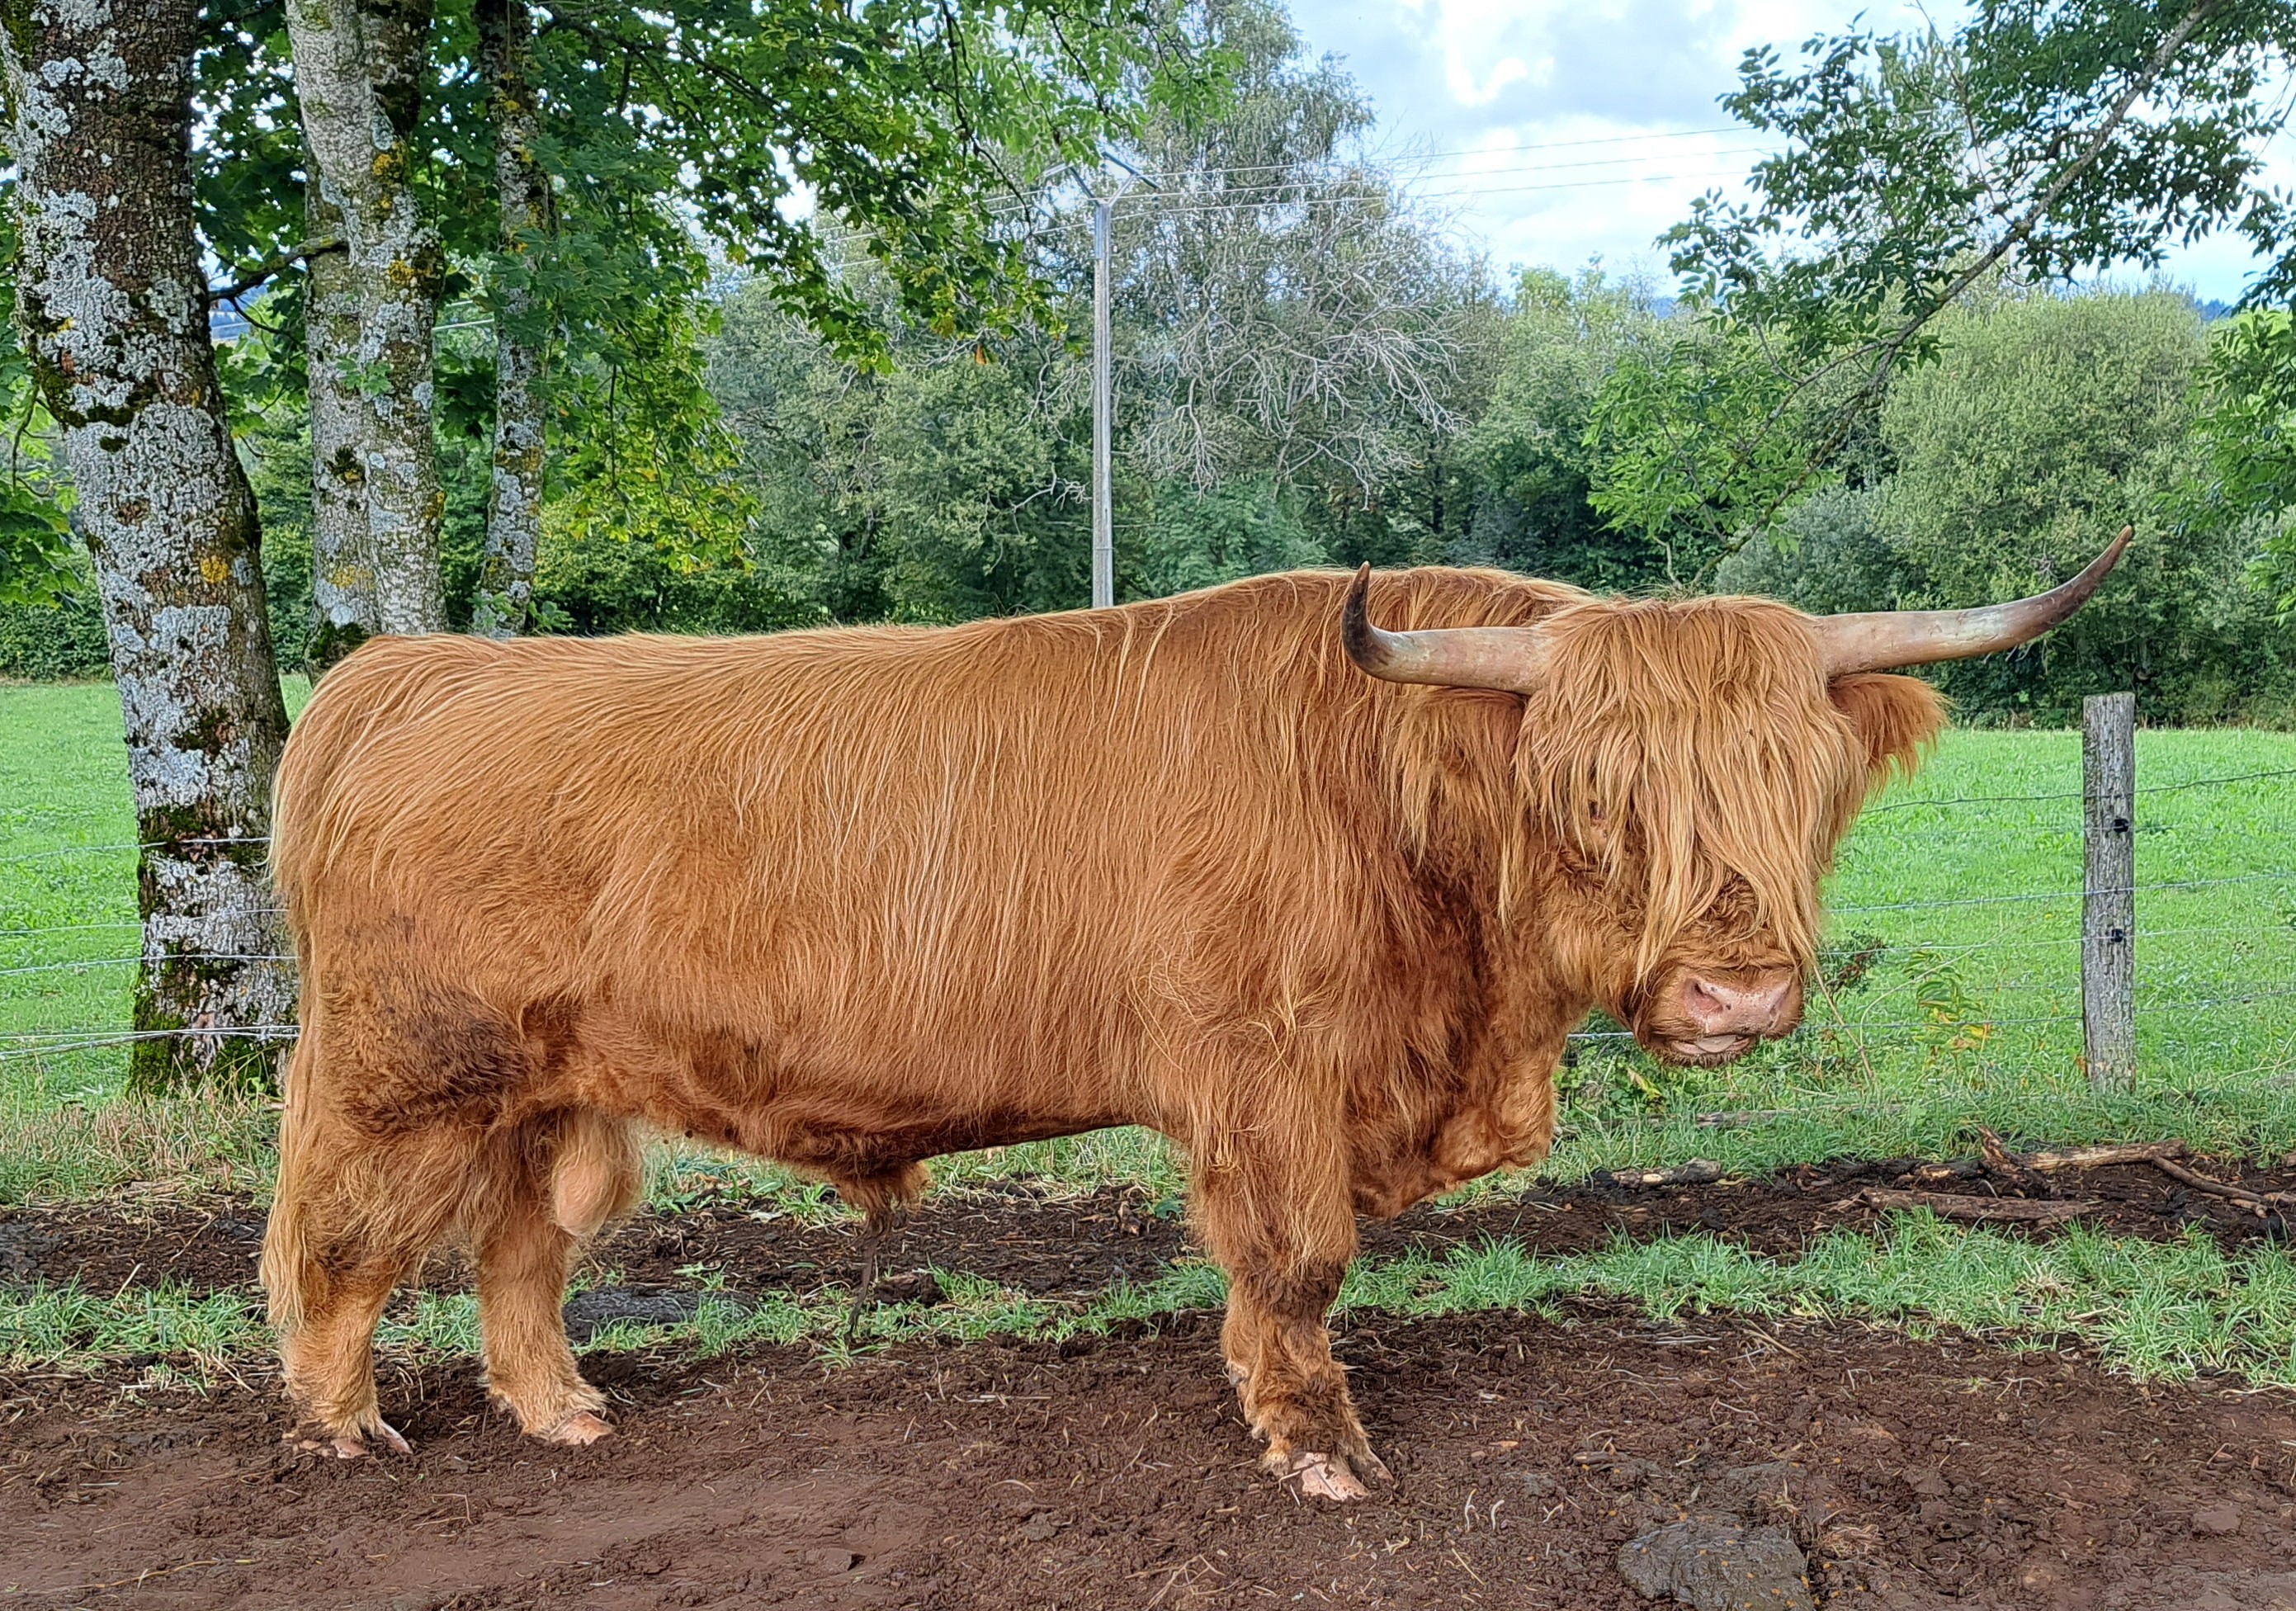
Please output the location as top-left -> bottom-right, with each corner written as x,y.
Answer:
563,987 -> 1158,1178
617,1063 -> 1133,1181
750,1103 -> 1133,1179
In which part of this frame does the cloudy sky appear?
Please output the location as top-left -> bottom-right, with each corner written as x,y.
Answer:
1284,0 -> 2275,302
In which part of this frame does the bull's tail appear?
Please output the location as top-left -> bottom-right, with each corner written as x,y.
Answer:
259,1028 -> 327,1335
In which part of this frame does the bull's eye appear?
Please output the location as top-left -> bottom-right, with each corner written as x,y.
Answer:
1709,876 -> 1759,928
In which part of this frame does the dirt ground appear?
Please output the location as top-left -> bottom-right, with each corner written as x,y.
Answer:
7,1156 -> 2296,1609
10,1311 -> 2296,1609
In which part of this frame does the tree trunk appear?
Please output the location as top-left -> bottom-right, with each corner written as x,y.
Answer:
3,0 -> 297,1094
286,0 -> 446,637
474,0 -> 550,638
305,182 -> 378,669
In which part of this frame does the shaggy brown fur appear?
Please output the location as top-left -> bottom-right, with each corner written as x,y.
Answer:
260,565 -> 1944,1487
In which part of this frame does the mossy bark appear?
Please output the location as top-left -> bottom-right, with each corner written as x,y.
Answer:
305,181 -> 376,670
472,0 -> 549,638
2,0 -> 296,1093
286,0 -> 446,638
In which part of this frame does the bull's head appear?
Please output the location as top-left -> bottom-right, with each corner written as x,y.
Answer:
1342,531 -> 2131,1066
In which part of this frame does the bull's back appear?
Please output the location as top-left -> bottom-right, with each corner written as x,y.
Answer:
273,612 -> 1349,1113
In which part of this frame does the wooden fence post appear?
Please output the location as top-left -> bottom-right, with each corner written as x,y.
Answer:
2083,692 -> 2136,1091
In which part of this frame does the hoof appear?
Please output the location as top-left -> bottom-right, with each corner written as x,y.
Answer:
291,1419 -> 409,1460
1275,1448 -> 1369,1502
542,1410 -> 614,1446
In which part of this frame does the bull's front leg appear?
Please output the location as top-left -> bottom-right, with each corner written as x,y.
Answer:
1190,1141 -> 1386,1500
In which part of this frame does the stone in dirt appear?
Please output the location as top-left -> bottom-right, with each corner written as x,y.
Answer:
560,1287 -> 706,1342
1618,1519 -> 1816,1610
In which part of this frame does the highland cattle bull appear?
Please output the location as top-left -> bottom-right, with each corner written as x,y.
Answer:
262,532 -> 2128,1498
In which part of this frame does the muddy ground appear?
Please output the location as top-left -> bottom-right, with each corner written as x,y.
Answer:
4,1151 -> 2289,1306
7,1155 -> 2296,1609
10,1311 -> 2296,1609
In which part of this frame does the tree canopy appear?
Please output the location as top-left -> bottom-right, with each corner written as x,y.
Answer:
1596,0 -> 2296,562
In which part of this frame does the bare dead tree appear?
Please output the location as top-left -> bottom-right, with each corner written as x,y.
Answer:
1103,36 -> 1489,498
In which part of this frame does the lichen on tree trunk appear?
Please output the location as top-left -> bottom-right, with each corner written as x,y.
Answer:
286,0 -> 446,638
2,0 -> 297,1093
305,182 -> 378,669
473,0 -> 550,639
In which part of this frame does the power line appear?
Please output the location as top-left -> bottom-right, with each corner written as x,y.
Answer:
978,125 -> 1766,213
999,168 -> 1760,233
1118,125 -> 1758,187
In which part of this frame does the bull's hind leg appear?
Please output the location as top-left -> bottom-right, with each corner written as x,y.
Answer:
465,1109 -> 640,1443
276,1249 -> 422,1458
264,1095 -> 477,1457
1188,1121 -> 1380,1500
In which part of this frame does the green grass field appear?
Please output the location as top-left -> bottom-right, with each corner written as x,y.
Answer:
0,680 -> 308,1113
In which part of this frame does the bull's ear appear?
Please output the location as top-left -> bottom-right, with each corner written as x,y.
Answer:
1830,673 -> 1948,782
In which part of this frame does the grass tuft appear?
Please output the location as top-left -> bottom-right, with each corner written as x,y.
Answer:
0,1092 -> 278,1204
15,1217 -> 2296,1396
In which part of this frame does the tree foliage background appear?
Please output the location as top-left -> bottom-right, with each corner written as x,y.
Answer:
3,0 -> 2295,727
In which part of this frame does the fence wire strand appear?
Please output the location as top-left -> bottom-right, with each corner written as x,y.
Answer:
1860,763 -> 2296,814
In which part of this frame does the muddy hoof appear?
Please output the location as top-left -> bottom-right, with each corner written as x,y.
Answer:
1275,1449 -> 1369,1501
1352,1445 -> 1396,1486
544,1410 -> 615,1446
291,1419 -> 410,1460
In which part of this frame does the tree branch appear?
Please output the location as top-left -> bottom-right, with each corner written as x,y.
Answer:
1685,0 -> 2228,574
1939,0 -> 2224,309
206,237 -> 346,306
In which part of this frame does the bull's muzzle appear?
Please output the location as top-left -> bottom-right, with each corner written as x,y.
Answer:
1643,969 -> 1802,1065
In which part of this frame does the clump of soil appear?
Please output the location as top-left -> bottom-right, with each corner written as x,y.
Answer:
7,1310 -> 2296,1609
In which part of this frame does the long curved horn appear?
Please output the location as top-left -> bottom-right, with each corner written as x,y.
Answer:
1340,564 -> 1550,692
1814,527 -> 2133,677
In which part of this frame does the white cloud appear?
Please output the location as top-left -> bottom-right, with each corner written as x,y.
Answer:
1289,0 -> 2272,301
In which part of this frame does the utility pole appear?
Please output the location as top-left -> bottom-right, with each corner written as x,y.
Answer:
1091,193 -> 1114,610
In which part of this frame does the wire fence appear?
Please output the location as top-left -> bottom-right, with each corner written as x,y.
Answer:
3,749 -> 2294,1084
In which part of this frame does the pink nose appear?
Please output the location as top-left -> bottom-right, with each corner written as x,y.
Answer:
1680,974 -> 1795,1037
